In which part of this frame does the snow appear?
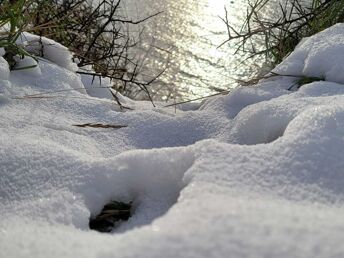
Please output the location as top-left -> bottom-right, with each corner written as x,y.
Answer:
2,24 -> 344,258
17,32 -> 79,72
0,56 -> 9,81
13,56 -> 41,76
273,24 -> 344,83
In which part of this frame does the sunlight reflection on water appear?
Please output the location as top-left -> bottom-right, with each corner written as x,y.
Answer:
124,0 -> 260,100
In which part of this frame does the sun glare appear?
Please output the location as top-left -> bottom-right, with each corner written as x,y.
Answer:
208,0 -> 227,12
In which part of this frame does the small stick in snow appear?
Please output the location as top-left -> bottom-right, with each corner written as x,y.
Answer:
72,123 -> 127,129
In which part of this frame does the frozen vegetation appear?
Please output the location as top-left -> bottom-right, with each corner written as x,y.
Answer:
2,24 -> 344,257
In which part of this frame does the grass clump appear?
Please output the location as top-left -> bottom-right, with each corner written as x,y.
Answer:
0,0 -> 37,69
0,0 -> 162,100
28,0 -> 162,101
221,0 -> 344,68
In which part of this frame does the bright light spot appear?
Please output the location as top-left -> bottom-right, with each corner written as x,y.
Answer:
207,0 -> 227,12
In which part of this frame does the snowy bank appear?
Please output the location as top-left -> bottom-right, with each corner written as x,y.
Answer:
2,24 -> 344,258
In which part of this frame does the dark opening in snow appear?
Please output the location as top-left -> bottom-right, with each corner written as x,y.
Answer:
89,201 -> 132,233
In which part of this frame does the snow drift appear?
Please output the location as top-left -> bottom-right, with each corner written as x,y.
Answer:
2,24 -> 344,258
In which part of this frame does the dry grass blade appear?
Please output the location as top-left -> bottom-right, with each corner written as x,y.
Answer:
73,123 -> 127,129
163,90 -> 229,108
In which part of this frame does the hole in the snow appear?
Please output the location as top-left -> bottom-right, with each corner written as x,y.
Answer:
89,200 -> 132,233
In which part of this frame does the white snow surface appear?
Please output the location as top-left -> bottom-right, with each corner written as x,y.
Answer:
2,24 -> 344,258
17,32 -> 79,72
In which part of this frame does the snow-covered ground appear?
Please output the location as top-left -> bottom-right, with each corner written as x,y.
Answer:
2,24 -> 344,258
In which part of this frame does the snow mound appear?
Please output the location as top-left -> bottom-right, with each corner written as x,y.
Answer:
18,32 -> 78,72
79,66 -> 135,109
274,23 -> 344,83
2,24 -> 344,258
80,69 -> 114,99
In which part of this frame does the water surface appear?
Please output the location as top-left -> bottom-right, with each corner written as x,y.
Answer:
124,0 -> 259,100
